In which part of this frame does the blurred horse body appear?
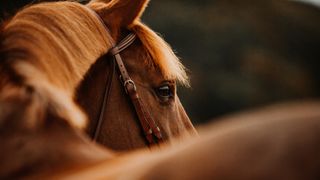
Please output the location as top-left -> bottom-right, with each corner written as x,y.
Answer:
25,101 -> 320,179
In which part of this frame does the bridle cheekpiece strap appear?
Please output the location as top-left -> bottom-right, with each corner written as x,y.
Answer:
108,33 -> 164,145
85,6 -> 163,146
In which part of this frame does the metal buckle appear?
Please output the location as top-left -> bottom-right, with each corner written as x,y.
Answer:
147,128 -> 153,135
124,79 -> 137,93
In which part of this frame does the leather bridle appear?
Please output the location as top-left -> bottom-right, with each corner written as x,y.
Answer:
86,7 -> 163,145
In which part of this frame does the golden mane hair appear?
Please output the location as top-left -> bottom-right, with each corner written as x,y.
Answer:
0,2 -> 114,129
131,22 -> 189,86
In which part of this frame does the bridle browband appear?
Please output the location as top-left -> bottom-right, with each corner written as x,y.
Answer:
86,7 -> 163,145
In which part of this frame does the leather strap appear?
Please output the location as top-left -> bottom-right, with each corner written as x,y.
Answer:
92,57 -> 115,141
84,6 -> 163,145
109,34 -> 163,145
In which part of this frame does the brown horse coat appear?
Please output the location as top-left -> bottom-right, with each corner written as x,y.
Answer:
31,101 -> 320,179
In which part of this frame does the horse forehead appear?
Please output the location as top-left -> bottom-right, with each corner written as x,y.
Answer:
121,43 -> 165,84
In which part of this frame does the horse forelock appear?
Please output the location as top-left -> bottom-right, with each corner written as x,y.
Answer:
88,0 -> 189,86
131,22 -> 190,87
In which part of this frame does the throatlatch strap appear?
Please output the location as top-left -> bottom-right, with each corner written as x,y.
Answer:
93,57 -> 115,141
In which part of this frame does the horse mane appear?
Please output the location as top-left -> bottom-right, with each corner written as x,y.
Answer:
3,2 -> 113,89
0,2 -> 113,129
131,22 -> 189,86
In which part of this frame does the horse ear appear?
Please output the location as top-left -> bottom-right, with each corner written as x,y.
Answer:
90,0 -> 149,27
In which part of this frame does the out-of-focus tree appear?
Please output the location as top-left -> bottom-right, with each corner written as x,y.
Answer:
143,0 -> 320,124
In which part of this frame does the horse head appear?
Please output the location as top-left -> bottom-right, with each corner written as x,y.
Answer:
76,0 -> 197,150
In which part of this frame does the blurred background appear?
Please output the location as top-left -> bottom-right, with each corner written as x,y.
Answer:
1,0 -> 320,125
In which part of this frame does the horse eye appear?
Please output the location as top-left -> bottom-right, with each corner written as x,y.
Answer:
156,85 -> 173,100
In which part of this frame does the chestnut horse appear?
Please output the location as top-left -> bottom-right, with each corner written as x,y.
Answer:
1,0 -> 319,179
0,0 -> 197,152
